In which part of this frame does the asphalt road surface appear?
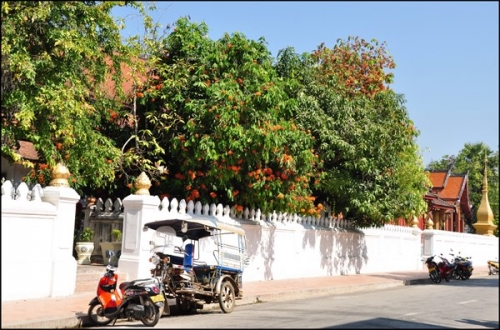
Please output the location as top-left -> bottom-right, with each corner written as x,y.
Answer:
86,275 -> 498,329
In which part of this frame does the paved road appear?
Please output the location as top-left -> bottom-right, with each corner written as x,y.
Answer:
85,275 -> 498,328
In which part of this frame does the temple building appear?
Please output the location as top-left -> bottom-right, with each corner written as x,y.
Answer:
422,169 -> 472,232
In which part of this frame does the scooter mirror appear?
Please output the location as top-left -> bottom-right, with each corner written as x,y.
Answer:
106,250 -> 115,258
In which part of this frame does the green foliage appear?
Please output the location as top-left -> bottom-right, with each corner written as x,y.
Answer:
1,1 -> 151,196
76,227 -> 94,242
111,229 -> 122,242
427,143 -> 499,235
275,41 -> 429,227
2,6 -> 446,228
135,17 -> 322,215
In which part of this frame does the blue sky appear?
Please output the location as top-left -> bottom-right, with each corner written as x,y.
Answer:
112,1 -> 499,167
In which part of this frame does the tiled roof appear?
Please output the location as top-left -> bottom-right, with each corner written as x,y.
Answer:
427,170 -> 471,215
428,171 -> 448,188
440,176 -> 466,201
15,140 -> 39,160
428,171 -> 467,203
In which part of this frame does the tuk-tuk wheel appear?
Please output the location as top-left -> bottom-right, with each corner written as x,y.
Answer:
218,281 -> 235,313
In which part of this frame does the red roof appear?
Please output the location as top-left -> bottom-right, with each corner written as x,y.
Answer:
427,170 -> 471,216
429,171 -> 447,189
15,140 -> 39,160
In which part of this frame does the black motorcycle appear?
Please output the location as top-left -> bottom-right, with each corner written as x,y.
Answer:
453,253 -> 473,280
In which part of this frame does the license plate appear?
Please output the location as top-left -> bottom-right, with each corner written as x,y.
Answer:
151,294 -> 165,303
428,266 -> 435,272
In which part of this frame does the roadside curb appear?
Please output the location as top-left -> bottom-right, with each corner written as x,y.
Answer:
3,317 -> 82,329
404,278 -> 432,285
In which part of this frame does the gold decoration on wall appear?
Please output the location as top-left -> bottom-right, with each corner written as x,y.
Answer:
411,215 -> 419,228
134,172 -> 151,195
473,152 -> 496,236
49,163 -> 70,187
425,212 -> 434,230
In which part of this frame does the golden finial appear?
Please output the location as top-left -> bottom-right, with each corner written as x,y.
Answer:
411,215 -> 419,228
425,212 -> 434,229
482,150 -> 488,191
49,162 -> 70,187
473,150 -> 495,236
134,172 -> 151,195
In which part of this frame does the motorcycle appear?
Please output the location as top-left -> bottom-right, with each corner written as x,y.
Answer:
488,259 -> 499,275
424,252 -> 457,283
451,251 -> 473,280
87,251 -> 163,327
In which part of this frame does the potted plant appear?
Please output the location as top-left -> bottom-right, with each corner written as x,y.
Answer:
111,229 -> 122,242
100,228 -> 122,265
74,227 -> 94,265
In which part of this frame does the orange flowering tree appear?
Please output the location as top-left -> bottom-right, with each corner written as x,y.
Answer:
275,40 -> 429,227
135,17 -> 323,215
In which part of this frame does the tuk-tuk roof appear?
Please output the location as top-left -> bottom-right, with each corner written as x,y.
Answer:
144,215 -> 245,240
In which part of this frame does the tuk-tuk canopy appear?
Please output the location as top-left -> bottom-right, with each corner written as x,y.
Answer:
144,214 -> 245,241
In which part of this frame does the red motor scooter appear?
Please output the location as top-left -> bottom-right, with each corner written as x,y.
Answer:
87,251 -> 164,327
424,253 -> 456,284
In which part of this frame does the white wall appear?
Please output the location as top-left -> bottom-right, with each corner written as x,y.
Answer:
135,197 -> 498,283
422,229 -> 499,266
135,198 -> 424,282
1,180 -> 79,302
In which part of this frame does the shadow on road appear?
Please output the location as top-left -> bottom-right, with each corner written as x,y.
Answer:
323,317 -> 451,329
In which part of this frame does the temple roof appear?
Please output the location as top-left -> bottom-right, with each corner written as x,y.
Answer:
14,140 -> 39,161
426,170 -> 472,217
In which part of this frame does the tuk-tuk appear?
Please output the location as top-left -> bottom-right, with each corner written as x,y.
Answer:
144,216 -> 248,314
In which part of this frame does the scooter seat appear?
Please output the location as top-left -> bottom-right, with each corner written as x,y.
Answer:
131,278 -> 156,286
119,278 -> 156,290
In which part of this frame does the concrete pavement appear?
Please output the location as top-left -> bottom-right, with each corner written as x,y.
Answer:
1,265 -> 492,329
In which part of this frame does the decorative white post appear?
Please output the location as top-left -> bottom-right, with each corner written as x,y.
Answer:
41,163 -> 80,297
119,172 -> 160,281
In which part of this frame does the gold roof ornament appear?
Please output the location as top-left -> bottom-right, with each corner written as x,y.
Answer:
425,212 -> 434,230
49,162 -> 70,187
134,172 -> 151,195
410,215 -> 419,228
473,152 -> 496,236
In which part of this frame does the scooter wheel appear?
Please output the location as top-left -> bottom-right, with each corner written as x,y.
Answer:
88,301 -> 113,326
140,297 -> 160,327
429,269 -> 441,284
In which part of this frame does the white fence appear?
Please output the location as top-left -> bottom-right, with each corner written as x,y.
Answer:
1,180 -> 79,302
1,179 -> 498,302
422,229 -> 498,266
119,195 -> 498,282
